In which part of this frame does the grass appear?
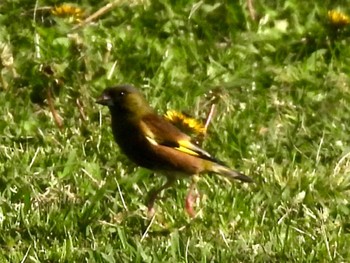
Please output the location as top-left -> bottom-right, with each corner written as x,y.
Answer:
1,0 -> 350,262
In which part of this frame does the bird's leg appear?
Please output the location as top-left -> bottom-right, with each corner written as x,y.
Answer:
185,175 -> 200,218
147,178 -> 175,216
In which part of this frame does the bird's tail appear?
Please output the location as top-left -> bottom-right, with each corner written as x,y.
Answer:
210,163 -> 253,183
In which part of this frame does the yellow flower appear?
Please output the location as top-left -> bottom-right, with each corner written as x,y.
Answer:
164,110 -> 206,136
328,10 -> 350,26
51,4 -> 84,22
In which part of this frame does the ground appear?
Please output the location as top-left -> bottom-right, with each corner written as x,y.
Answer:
1,0 -> 350,262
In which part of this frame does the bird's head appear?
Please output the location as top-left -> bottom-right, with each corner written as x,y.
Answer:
96,85 -> 153,118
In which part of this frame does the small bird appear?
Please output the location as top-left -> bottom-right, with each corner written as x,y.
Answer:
96,85 -> 253,216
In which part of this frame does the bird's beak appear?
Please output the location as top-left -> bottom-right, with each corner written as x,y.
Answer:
96,94 -> 112,106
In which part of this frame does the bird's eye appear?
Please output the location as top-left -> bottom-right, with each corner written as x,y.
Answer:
119,91 -> 126,97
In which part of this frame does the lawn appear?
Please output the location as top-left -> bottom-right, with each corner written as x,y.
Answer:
1,0 -> 350,262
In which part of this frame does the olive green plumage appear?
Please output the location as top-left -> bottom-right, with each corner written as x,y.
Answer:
96,85 -> 252,211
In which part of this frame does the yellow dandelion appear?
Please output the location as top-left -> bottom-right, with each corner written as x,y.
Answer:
51,4 -> 84,22
164,110 -> 206,136
328,9 -> 350,26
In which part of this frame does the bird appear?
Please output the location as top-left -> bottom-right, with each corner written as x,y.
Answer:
96,84 -> 253,216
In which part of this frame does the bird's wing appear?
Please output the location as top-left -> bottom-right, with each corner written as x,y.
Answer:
140,114 -> 219,163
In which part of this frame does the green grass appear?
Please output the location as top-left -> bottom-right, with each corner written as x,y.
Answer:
1,0 -> 350,262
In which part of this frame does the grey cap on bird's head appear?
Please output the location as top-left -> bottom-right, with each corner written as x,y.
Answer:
96,84 -> 140,106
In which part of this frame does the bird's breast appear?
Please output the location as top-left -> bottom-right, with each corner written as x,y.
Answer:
111,118 -> 161,169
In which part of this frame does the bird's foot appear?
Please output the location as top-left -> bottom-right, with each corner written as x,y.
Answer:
185,191 -> 199,218
146,179 -> 175,217
146,190 -> 157,217
147,206 -> 156,218
185,176 -> 200,218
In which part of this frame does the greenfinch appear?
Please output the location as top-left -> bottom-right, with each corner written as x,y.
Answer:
96,85 -> 252,215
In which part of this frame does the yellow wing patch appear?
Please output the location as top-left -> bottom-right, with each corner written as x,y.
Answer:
140,121 -> 156,138
145,136 -> 158,146
175,144 -> 200,156
176,140 -> 212,159
140,118 -> 215,161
